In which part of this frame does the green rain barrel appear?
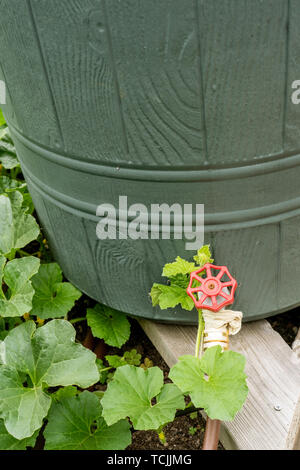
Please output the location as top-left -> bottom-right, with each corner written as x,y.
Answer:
1,0 -> 300,324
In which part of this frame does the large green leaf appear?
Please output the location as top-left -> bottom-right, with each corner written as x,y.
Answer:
0,127 -> 14,151
0,256 -> 40,317
0,317 -> 22,341
151,246 -> 214,312
0,191 -> 39,256
169,346 -> 248,421
162,256 -> 196,277
0,196 -> 12,255
168,273 -> 191,289
0,176 -> 25,195
87,304 -> 130,348
31,263 -> 82,319
0,365 -> 51,440
0,154 -> 19,169
193,245 -> 214,266
44,391 -> 131,450
0,256 -> 5,298
0,419 -> 38,450
101,365 -> 185,430
150,283 -> 194,311
0,320 -> 99,439
0,127 -> 19,169
51,385 -> 78,403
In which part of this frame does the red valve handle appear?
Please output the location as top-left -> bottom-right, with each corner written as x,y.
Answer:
186,263 -> 237,312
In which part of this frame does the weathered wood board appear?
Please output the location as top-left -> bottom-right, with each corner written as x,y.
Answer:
286,396 -> 300,450
139,319 -> 300,450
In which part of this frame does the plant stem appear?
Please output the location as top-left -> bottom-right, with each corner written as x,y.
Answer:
69,317 -> 86,324
7,249 -> 16,261
99,366 -> 113,373
175,406 -> 203,418
17,249 -> 31,257
195,309 -> 204,358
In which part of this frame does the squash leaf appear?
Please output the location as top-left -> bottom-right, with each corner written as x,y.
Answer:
169,346 -> 248,421
87,304 -> 130,348
0,320 -> 99,439
0,127 -> 19,169
0,176 -> 26,195
101,365 -> 185,430
0,419 -> 38,450
162,256 -> 196,277
44,391 -> 131,450
51,386 -> 79,403
0,191 -> 39,256
150,246 -> 214,311
31,263 -> 82,319
150,283 -> 194,311
0,256 -> 40,317
193,245 -> 214,266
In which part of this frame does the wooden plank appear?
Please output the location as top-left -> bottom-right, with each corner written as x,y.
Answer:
290,326 -> 300,448
292,327 -> 300,354
139,318 -> 300,450
286,396 -> 300,450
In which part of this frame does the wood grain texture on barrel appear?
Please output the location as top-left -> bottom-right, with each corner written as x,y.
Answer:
198,0 -> 288,165
105,0 -> 206,165
13,120 -> 300,321
278,215 -> 300,310
0,0 -> 63,148
2,0 -> 300,323
26,185 -> 107,301
16,0 -> 207,165
1,0 -> 296,167
212,224 -> 279,315
29,0 -> 128,162
0,61 -> 18,127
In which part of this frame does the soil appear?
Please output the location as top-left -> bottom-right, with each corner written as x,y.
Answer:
128,416 -> 207,451
268,307 -> 300,347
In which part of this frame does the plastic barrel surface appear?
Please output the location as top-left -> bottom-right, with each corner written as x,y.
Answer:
1,0 -> 300,323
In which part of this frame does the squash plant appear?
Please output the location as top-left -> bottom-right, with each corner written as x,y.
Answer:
101,246 -> 247,431
0,118 -> 247,450
0,122 -> 133,449
148,246 -> 248,421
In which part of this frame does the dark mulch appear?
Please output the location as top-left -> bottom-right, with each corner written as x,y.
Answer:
128,414 -> 206,450
268,307 -> 300,347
